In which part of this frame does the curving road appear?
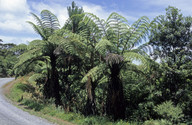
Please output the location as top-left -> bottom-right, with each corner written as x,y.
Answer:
0,78 -> 54,125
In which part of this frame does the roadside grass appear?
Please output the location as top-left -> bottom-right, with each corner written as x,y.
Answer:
5,76 -> 139,125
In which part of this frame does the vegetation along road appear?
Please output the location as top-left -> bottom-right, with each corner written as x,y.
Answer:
0,78 -> 54,125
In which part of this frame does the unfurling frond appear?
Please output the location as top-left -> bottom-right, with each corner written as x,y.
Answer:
105,53 -> 124,66
81,64 -> 107,83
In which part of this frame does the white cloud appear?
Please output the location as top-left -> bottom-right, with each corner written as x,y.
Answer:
0,35 -> 40,44
82,4 -> 110,20
0,0 -> 29,13
0,20 -> 23,31
0,0 -> 34,34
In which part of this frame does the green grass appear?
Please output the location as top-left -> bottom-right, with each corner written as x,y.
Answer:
6,76 -> 138,125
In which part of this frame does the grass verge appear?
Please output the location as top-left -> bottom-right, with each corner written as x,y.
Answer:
5,75 -> 138,125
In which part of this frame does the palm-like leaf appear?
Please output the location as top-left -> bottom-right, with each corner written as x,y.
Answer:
83,13 -> 107,38
41,10 -> 60,30
27,10 -> 60,40
95,38 -> 114,55
27,21 -> 47,40
81,63 -> 107,83
53,30 -> 88,56
28,73 -> 46,84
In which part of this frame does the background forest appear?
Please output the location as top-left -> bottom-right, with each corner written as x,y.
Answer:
1,2 -> 192,124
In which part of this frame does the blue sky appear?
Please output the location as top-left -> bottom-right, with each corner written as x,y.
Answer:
1,0 -> 192,44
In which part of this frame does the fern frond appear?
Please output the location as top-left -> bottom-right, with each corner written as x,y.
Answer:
28,73 -> 46,84
83,13 -> 107,37
10,43 -> 27,52
123,51 -> 148,68
14,48 -> 42,68
137,42 -> 153,54
105,12 -> 130,48
123,62 -> 145,75
95,38 -> 114,55
106,12 -> 129,32
129,16 -> 150,46
81,63 -> 106,83
59,32 -> 88,56
41,10 -> 60,30
27,40 -> 44,50
27,21 -> 46,40
28,10 -> 60,40
107,12 -> 129,24
30,12 -> 44,28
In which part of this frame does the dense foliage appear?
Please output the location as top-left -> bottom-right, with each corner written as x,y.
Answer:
1,2 -> 192,124
0,41 -> 18,77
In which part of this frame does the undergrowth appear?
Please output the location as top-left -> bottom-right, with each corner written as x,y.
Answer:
7,76 -> 138,125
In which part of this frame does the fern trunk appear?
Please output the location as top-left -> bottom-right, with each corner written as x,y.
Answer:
106,64 -> 125,120
84,76 -> 97,115
50,55 -> 62,106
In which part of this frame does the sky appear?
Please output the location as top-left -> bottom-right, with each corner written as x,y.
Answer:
1,0 -> 192,44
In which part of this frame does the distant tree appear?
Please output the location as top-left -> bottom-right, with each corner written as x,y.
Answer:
149,6 -> 192,118
150,6 -> 192,65
0,43 -> 17,77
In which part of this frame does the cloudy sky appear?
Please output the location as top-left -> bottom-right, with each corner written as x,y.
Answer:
0,0 -> 192,44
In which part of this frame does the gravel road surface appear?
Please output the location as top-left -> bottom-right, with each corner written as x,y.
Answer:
0,78 -> 54,125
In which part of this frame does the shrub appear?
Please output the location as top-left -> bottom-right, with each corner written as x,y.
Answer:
154,101 -> 184,124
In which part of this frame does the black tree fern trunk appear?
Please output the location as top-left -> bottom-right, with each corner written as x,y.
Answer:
84,76 -> 97,116
106,64 -> 125,120
50,55 -> 62,106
